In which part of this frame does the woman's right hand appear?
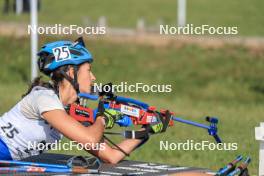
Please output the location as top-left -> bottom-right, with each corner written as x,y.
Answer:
96,100 -> 122,129
97,109 -> 122,129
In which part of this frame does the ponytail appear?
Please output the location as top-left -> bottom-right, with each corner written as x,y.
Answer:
22,65 -> 70,97
22,76 -> 54,97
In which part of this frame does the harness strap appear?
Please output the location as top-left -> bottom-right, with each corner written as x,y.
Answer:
123,130 -> 149,139
59,68 -> 80,93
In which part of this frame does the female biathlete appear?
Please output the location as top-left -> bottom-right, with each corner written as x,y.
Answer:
0,37 -> 211,176
0,37 -> 167,163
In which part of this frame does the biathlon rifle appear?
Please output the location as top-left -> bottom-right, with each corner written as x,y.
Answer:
216,156 -> 251,176
227,157 -> 251,176
66,83 -> 222,143
216,155 -> 243,176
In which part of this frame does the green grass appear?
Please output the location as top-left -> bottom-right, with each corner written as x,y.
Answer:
0,0 -> 263,36
1,36 -> 264,174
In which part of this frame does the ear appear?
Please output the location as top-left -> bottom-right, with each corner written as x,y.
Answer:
67,67 -> 75,79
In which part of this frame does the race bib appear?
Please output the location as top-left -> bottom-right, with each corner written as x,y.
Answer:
52,46 -> 71,62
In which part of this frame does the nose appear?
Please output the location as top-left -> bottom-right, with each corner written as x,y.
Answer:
90,71 -> 96,82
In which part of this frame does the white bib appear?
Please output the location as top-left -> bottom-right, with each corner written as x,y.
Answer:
0,87 -> 64,160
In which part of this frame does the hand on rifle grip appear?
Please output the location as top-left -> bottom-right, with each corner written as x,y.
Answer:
96,100 -> 121,129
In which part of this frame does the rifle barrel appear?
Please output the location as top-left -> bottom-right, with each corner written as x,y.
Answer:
172,117 -> 210,130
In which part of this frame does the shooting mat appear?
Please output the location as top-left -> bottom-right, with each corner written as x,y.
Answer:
3,153 -> 214,175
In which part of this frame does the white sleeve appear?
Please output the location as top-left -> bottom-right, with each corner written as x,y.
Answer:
34,90 -> 65,118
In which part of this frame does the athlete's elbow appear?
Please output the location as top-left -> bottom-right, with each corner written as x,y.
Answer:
104,157 -> 120,164
108,159 -> 119,164
104,150 -> 124,164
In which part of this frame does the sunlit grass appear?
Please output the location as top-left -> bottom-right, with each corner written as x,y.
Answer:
0,36 -> 263,174
0,0 -> 263,36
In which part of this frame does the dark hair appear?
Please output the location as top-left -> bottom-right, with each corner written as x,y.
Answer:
22,65 -> 70,97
